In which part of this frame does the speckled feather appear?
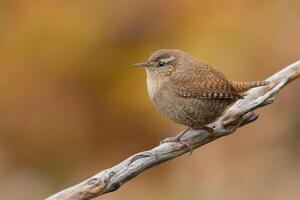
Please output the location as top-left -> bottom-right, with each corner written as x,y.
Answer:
172,63 -> 243,100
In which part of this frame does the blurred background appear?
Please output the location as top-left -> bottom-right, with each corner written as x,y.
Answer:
0,0 -> 299,199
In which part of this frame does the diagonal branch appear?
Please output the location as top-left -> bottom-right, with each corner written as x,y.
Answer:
46,60 -> 300,200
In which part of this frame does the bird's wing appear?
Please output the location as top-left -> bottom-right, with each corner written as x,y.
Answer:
172,64 -> 242,99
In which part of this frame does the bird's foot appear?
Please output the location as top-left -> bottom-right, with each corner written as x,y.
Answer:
160,128 -> 194,154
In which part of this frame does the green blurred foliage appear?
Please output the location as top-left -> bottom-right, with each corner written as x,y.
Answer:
0,0 -> 299,199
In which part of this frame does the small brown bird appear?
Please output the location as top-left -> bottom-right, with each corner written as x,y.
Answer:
135,49 -> 267,141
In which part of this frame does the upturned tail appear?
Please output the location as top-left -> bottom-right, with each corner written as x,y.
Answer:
230,80 -> 269,93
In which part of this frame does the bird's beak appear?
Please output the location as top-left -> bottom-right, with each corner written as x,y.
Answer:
134,62 -> 148,67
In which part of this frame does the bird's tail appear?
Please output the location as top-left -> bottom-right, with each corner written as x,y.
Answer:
230,80 -> 269,93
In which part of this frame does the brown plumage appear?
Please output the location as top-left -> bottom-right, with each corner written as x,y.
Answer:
135,49 -> 268,130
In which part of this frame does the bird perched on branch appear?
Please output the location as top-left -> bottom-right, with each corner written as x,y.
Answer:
135,49 -> 268,142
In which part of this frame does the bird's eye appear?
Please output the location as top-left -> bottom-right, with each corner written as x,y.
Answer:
158,61 -> 165,67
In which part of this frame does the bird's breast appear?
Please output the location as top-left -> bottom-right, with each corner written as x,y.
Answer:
146,76 -> 157,99
146,76 -> 171,107
146,76 -> 179,118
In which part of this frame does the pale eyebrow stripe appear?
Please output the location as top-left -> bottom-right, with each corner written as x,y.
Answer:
160,56 -> 176,63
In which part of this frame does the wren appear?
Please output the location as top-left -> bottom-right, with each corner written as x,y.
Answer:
135,49 -> 267,141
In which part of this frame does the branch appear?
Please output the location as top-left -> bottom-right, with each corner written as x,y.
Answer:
46,60 -> 300,200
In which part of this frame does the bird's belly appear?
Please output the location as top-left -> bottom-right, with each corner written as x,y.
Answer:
151,94 -> 233,129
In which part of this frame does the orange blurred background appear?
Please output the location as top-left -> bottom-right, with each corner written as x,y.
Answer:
0,0 -> 299,199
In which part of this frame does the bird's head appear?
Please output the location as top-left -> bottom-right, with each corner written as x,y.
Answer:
134,49 -> 195,79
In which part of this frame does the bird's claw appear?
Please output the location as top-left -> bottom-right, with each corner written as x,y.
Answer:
160,129 -> 194,155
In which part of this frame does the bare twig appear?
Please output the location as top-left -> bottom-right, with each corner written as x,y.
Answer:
46,60 -> 300,200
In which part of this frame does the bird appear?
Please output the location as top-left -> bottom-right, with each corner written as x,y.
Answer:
134,49 -> 268,143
